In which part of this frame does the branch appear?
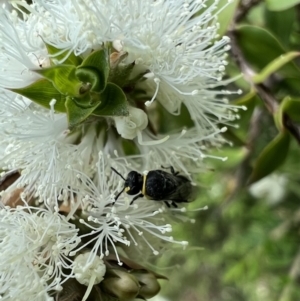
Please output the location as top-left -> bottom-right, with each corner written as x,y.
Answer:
228,29 -> 300,144
234,0 -> 263,22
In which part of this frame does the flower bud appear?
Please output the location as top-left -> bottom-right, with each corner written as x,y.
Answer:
73,252 -> 106,286
100,269 -> 140,301
114,106 -> 148,140
131,271 -> 161,299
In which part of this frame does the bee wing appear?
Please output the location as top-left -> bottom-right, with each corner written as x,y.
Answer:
168,182 -> 197,202
162,173 -> 197,202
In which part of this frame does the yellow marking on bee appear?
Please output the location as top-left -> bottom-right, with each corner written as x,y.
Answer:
125,187 -> 130,192
142,175 -> 147,195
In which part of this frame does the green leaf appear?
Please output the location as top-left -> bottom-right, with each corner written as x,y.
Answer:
236,25 -> 300,79
80,48 -> 110,90
266,0 -> 300,11
35,65 -> 82,96
199,0 -> 239,36
65,96 -> 99,128
157,102 -> 194,134
248,131 -> 290,184
281,98 -> 300,123
75,67 -> 105,93
247,3 -> 265,26
10,79 -> 66,112
72,92 -> 101,109
93,83 -> 129,117
222,129 -> 246,147
253,52 -> 300,83
264,8 -> 296,48
276,97 -> 300,130
45,42 -> 82,66
234,90 -> 257,107
216,0 -> 239,36
229,92 -> 258,144
109,62 -> 136,88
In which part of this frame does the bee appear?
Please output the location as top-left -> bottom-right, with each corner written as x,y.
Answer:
111,166 -> 195,207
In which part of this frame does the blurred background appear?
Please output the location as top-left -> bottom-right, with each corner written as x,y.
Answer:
153,0 -> 300,300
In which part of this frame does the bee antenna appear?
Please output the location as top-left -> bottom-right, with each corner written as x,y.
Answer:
111,167 -> 126,181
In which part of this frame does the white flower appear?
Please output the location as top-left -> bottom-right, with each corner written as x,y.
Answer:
0,90 -> 109,207
0,1 -> 240,298
113,106 -> 148,140
0,8 -> 41,88
135,127 -> 229,177
70,153 -> 131,263
3,0 -> 238,131
73,252 -> 106,301
113,200 -> 189,258
0,0 -> 239,210
0,263 -> 54,301
73,252 -> 106,286
72,152 -> 189,264
0,206 -> 80,296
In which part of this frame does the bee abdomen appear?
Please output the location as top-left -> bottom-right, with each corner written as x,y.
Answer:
144,171 -> 176,200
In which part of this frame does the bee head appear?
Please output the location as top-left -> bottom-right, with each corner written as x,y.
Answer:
125,171 -> 143,195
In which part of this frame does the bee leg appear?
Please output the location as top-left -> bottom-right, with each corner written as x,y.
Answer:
164,201 -> 171,208
170,166 -> 177,175
171,201 -> 178,208
161,165 -> 179,175
130,193 -> 144,205
112,187 -> 125,205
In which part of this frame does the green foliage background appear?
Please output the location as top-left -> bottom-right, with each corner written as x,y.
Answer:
155,0 -> 300,300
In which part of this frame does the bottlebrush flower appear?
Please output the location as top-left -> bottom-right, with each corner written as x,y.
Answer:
0,206 -> 80,300
72,152 -> 189,262
0,0 -> 237,204
0,0 -> 238,300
